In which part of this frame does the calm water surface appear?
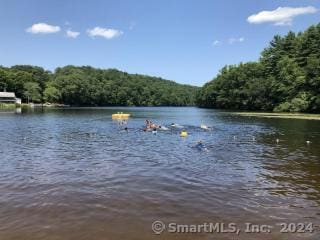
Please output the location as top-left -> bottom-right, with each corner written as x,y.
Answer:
0,107 -> 319,240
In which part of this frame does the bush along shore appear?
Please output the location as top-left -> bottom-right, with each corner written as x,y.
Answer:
0,103 -> 19,109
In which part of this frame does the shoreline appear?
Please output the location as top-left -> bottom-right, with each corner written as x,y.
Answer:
227,112 -> 320,120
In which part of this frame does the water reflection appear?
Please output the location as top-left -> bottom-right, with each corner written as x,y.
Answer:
0,107 -> 21,114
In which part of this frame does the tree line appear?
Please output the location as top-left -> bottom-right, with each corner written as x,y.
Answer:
197,23 -> 320,112
0,65 -> 198,106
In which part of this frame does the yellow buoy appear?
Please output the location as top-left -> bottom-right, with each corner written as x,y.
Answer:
180,130 -> 188,137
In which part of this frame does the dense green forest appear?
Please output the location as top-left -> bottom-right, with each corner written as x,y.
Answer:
197,23 -> 320,112
0,65 -> 198,106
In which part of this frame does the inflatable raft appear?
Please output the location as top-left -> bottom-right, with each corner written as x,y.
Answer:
112,112 -> 131,119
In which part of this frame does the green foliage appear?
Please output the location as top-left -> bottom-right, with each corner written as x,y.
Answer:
197,23 -> 320,113
51,66 -> 197,106
274,92 -> 311,112
0,65 -> 198,106
0,65 -> 50,102
43,85 -> 61,103
23,82 -> 41,103
197,62 -> 271,110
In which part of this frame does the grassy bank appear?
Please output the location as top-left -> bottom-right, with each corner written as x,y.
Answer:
0,103 -> 20,109
228,112 -> 320,120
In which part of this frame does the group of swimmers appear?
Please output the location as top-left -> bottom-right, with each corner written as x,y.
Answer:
144,119 -> 186,134
144,119 -> 210,133
144,119 -> 209,151
115,118 -> 209,150
143,119 -> 208,150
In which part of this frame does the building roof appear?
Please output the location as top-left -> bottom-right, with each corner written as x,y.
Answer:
0,92 -> 16,98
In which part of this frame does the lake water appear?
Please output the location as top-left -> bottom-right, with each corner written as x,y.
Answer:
0,107 -> 319,240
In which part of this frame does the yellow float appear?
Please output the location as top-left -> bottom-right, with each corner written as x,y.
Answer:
112,112 -> 131,119
180,130 -> 188,137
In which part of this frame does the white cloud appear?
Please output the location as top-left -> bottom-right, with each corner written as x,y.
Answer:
228,37 -> 245,44
212,40 -> 220,46
247,6 -> 318,26
66,29 -> 80,38
26,23 -> 61,34
87,27 -> 123,39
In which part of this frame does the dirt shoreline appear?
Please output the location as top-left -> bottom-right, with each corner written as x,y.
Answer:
227,112 -> 320,120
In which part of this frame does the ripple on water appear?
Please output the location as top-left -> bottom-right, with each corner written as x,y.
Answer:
0,107 -> 320,240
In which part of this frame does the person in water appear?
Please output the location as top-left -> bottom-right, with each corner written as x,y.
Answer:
152,128 -> 157,134
145,119 -> 160,130
195,140 -> 207,151
145,119 -> 151,131
196,140 -> 204,147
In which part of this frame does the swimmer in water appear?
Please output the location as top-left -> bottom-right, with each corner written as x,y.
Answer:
196,140 -> 203,147
195,140 -> 208,151
171,123 -> 184,129
200,124 -> 211,131
145,119 -> 160,130
152,128 -> 157,135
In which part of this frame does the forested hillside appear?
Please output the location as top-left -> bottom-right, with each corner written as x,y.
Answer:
197,23 -> 320,112
0,65 -> 198,106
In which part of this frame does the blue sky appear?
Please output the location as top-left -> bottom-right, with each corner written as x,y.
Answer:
0,0 -> 319,86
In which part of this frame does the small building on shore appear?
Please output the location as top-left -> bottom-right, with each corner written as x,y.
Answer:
0,92 -> 21,104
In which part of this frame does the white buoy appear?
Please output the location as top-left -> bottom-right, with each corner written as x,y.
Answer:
252,136 -> 255,141
276,139 -> 279,143
306,140 -> 311,144
233,136 -> 236,140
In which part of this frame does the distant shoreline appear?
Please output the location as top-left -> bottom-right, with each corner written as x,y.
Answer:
39,104 -> 195,108
3,104 -> 320,120
227,112 -> 320,120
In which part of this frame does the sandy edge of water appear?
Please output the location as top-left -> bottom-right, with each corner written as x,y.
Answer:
226,112 -> 320,120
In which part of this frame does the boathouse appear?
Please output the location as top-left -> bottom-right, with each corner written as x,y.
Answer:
0,92 -> 21,104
